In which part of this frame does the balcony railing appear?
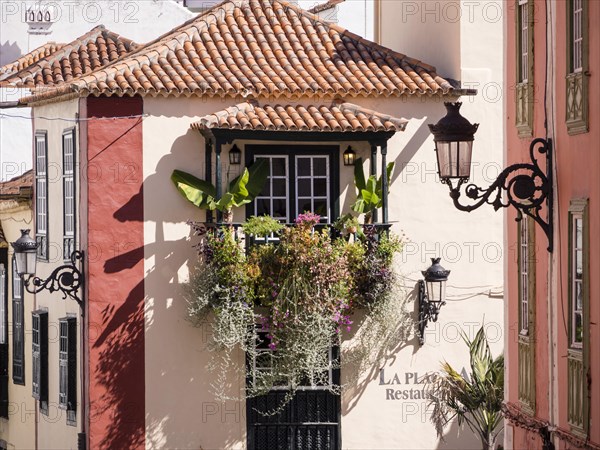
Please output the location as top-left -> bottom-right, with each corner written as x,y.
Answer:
189,221 -> 392,248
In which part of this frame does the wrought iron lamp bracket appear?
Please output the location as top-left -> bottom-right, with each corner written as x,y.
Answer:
24,251 -> 85,310
417,280 -> 445,346
442,138 -> 553,252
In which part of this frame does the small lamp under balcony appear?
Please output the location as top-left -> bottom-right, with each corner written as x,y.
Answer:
343,146 -> 356,166
229,144 -> 242,165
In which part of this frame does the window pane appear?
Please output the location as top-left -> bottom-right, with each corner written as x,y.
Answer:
256,199 -> 270,216
313,200 -> 327,217
297,200 -> 312,215
575,281 -> 583,310
297,158 -> 311,176
297,179 -> 311,197
313,179 -> 327,197
272,199 -> 287,218
272,179 -> 286,197
574,312 -> 583,343
313,158 -> 327,176
271,158 -> 286,176
260,182 -> 271,197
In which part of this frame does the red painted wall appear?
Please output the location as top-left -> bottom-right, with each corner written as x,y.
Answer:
506,1 -> 600,448
85,97 -> 145,450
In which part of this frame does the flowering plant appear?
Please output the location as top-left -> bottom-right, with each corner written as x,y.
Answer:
186,213 -> 409,404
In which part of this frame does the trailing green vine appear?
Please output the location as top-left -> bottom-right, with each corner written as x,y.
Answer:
185,212 -> 412,409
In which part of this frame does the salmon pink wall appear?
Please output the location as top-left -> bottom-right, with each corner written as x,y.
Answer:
554,1 -> 600,445
506,1 -> 600,448
85,97 -> 145,450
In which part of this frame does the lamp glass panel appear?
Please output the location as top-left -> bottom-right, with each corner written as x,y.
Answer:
14,252 -> 26,276
436,141 -> 473,179
26,252 -> 37,276
426,280 -> 446,303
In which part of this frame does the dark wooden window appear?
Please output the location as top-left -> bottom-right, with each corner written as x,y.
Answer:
566,0 -> 589,134
567,199 -> 589,435
63,129 -> 76,260
32,310 -> 48,414
246,145 -> 340,225
12,258 -> 25,385
517,217 -> 536,413
515,0 -> 534,136
35,131 -> 49,260
0,263 -> 8,419
59,317 -> 77,426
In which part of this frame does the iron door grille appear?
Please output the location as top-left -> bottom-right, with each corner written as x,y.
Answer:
247,347 -> 341,450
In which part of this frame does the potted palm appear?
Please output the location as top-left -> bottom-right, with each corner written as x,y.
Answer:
351,157 -> 394,224
428,325 -> 504,450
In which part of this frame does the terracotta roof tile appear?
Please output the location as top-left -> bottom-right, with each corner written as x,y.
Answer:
307,0 -> 345,14
1,26 -> 138,88
0,42 -> 66,79
21,0 -> 463,105
190,100 -> 408,132
0,170 -> 33,198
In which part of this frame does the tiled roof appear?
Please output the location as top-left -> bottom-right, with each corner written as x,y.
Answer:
191,100 -> 408,132
0,42 -> 66,79
20,0 -> 463,105
0,170 -> 33,198
307,0 -> 345,14
1,26 -> 138,88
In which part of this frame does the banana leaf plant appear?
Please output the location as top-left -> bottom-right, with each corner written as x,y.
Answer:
171,159 -> 269,224
428,325 -> 504,450
351,157 -> 395,224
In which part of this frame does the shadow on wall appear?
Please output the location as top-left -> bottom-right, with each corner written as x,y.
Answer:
437,418 -> 486,450
103,127 -> 242,449
0,41 -> 21,68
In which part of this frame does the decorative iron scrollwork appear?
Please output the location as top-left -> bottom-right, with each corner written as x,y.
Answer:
24,251 -> 84,309
442,138 -> 553,251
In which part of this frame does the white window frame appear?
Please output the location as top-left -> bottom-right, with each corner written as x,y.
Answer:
253,155 -> 290,223
294,155 -> 331,223
571,0 -> 583,73
63,129 -> 76,260
12,258 -> 24,384
570,214 -> 584,348
519,218 -> 529,335
35,131 -> 48,260
518,0 -> 530,83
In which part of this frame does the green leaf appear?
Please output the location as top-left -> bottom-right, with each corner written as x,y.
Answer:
245,158 -> 269,199
354,157 -> 366,192
171,170 -> 217,209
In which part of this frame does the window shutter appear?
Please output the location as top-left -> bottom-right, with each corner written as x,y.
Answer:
59,317 -> 77,425
12,258 -> 25,385
32,311 -> 48,412
35,131 -> 49,260
63,129 -> 76,259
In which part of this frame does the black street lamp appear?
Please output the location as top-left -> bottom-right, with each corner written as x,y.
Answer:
11,229 -> 85,309
429,102 -> 553,252
418,258 -> 450,345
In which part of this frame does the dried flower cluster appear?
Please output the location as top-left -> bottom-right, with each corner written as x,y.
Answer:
186,213 -> 409,407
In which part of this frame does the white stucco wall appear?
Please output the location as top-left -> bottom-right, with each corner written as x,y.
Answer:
141,86 -> 503,450
30,99 -> 82,450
